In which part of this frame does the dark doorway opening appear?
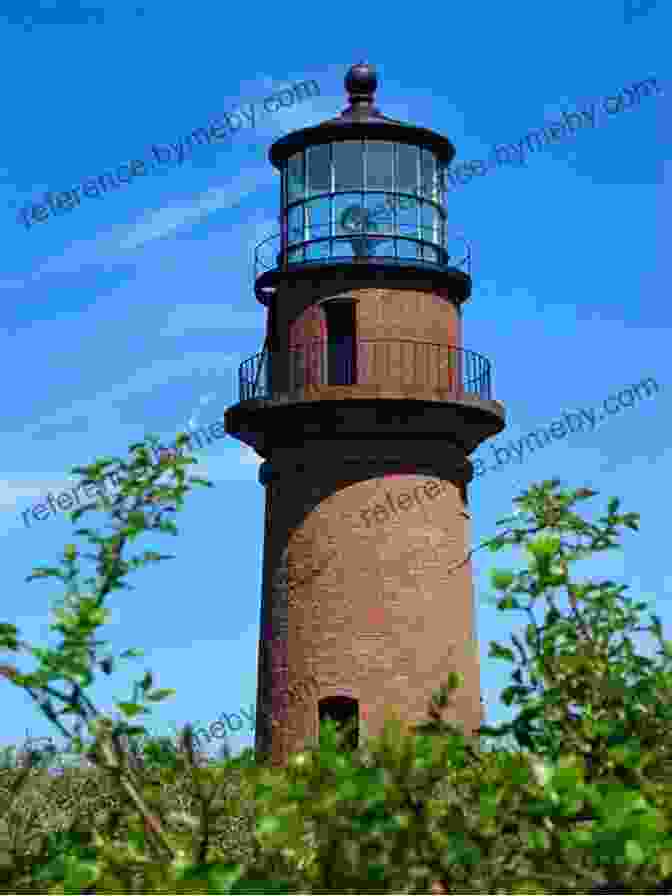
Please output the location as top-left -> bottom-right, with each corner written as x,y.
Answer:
318,696 -> 359,750
324,301 -> 356,385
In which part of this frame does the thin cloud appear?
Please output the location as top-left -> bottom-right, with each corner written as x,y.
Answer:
6,80 -> 326,284
20,166 -> 277,282
0,479 -> 68,512
27,351 -> 241,441
117,168 -> 277,251
158,303 -> 264,340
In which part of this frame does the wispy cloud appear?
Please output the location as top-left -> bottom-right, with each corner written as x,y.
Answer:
118,168 -> 277,251
0,478 -> 70,512
27,351 -> 241,441
13,165 -> 278,287
158,303 -> 264,340
2,440 -> 261,524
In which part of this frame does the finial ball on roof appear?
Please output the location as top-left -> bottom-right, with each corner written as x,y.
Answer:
345,62 -> 378,101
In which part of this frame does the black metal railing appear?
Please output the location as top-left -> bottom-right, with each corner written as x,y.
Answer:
239,343 -> 270,401
253,232 -> 471,282
238,339 -> 492,403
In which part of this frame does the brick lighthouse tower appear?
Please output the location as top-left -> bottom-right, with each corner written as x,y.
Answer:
224,62 -> 505,766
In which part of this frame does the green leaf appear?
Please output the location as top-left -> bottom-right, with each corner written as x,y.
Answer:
524,623 -> 538,648
501,685 -> 529,706
491,569 -> 515,590
0,622 -> 21,650
625,839 -> 645,865
488,642 -> 516,663
441,832 -> 482,867
72,528 -> 102,539
527,536 -> 561,559
68,504 -> 98,522
146,688 -> 177,702
115,701 -> 150,718
120,648 -> 145,659
176,861 -> 245,891
256,816 -> 283,836
118,725 -> 149,738
497,596 -> 521,610
62,857 -> 99,894
26,567 -> 66,583
658,851 -> 672,878
526,828 -> 551,851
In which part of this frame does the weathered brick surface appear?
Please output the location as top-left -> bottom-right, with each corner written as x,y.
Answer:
270,282 -> 463,398
255,448 -> 483,765
273,280 -> 461,350
253,280 -> 494,766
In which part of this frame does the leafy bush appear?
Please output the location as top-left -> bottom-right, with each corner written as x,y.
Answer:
0,429 -> 670,893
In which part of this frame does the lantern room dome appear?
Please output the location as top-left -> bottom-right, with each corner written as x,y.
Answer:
269,62 -> 455,168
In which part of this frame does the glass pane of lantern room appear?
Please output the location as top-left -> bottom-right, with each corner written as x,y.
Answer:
305,198 -> 331,260
307,144 -> 331,197
397,198 -> 419,242
421,150 -> 438,201
397,143 -> 419,197
437,162 -> 448,198
334,141 -> 364,191
288,204 -> 304,245
421,202 -> 440,245
365,141 -> 394,194
336,195 -> 365,234
287,152 -> 305,203
365,192 -> 394,235
306,198 -> 330,239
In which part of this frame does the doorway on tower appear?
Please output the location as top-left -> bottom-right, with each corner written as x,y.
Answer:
318,696 -> 359,750
324,300 -> 356,385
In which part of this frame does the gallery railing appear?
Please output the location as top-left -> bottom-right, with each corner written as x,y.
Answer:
239,339 -> 493,403
253,231 -> 471,281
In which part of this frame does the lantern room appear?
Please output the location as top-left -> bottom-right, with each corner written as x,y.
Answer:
254,62 -> 470,305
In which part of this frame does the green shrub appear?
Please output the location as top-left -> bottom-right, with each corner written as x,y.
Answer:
1,430 -> 670,893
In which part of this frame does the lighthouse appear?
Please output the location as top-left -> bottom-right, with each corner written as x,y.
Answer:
224,62 -> 506,766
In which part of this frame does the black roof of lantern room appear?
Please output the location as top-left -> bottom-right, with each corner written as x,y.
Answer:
268,61 -> 456,168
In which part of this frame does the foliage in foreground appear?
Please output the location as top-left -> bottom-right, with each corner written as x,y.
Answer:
0,428 -> 671,892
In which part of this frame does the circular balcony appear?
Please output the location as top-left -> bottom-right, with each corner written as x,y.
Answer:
238,339 -> 491,404
227,338 -> 504,457
253,230 -> 471,303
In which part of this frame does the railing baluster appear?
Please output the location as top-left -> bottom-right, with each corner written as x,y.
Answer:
238,340 -> 492,403
254,234 -> 471,284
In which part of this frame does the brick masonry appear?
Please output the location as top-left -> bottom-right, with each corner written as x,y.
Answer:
253,280 -> 495,766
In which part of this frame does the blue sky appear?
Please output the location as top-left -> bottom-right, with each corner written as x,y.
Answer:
0,0 -> 669,764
